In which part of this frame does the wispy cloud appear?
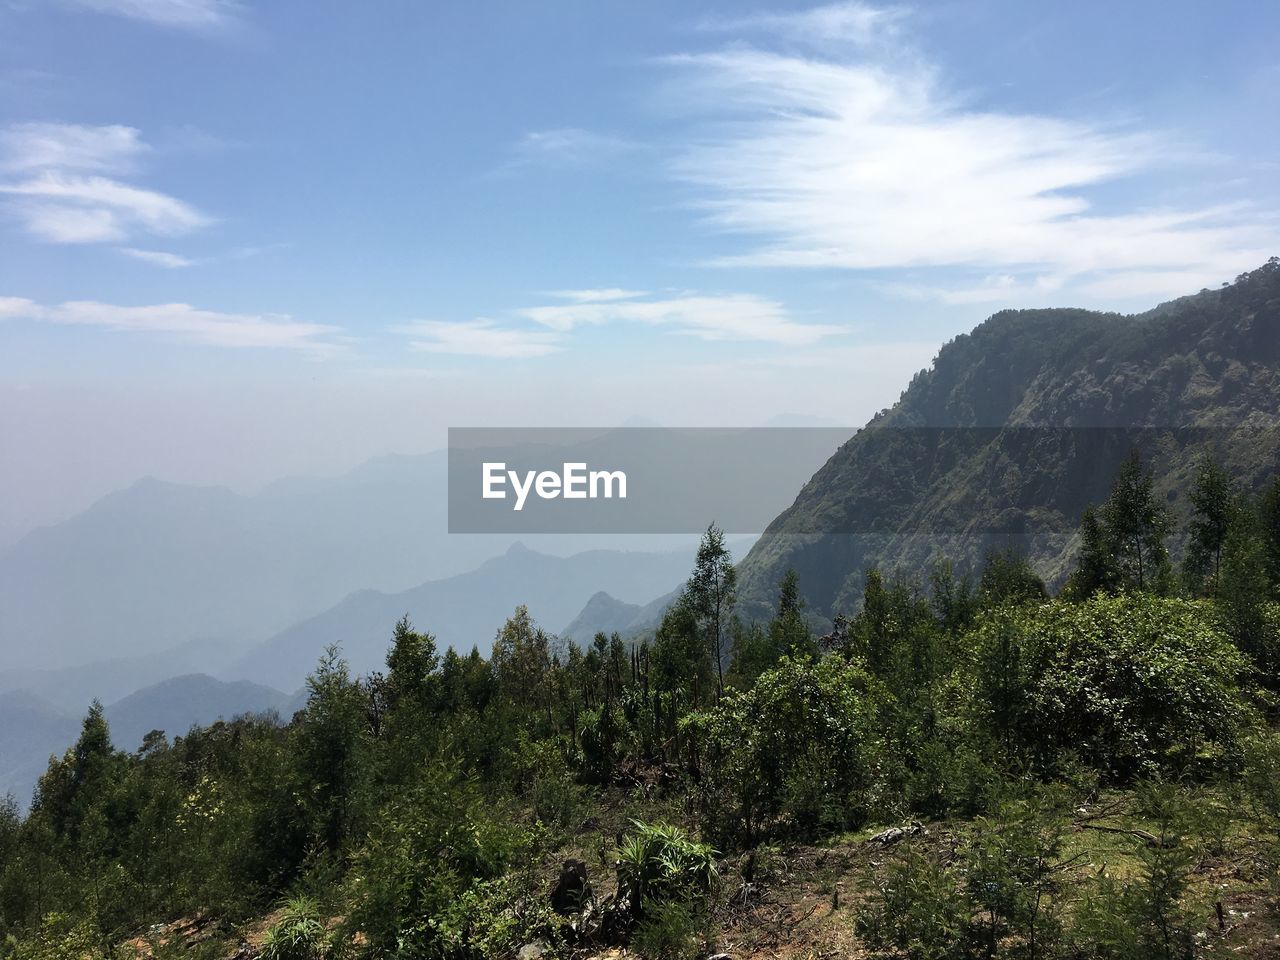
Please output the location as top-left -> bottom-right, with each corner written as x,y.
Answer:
0,122 -> 147,174
545,288 -> 646,303
699,1 -> 905,47
120,247 -> 198,268
398,319 -> 563,359
0,122 -> 210,248
397,289 -> 840,358
1,297 -> 342,355
511,128 -> 634,168
66,0 -> 241,32
518,290 -> 842,345
666,1 -> 1277,299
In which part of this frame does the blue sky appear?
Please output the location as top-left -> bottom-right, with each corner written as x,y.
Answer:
0,0 -> 1277,540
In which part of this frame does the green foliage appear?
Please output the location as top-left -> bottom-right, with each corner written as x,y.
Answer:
857,846 -> 974,960
2,914 -> 108,960
961,787 -> 1070,958
616,821 -> 717,920
431,874 -> 563,960
965,594 -> 1250,778
685,656 -> 891,842
630,900 -> 706,960
295,646 -> 368,855
1182,454 -> 1237,594
344,762 -> 524,958
1069,450 -> 1173,597
685,523 -> 738,699
1069,785 -> 1200,960
260,896 -> 328,960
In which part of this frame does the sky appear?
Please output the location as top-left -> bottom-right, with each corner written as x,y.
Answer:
0,0 -> 1277,544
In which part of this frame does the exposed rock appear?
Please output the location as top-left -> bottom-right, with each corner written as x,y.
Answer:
868,820 -> 925,846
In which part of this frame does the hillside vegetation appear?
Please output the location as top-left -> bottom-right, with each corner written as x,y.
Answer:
5,266 -> 1280,960
737,259 -> 1280,618
3,442 -> 1280,959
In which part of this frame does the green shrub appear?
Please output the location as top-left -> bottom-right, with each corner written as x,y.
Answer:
344,762 -> 526,958
260,896 -> 327,960
961,787 -> 1070,958
433,874 -> 564,960
856,846 -> 974,960
966,595 -> 1251,779
683,656 -> 893,843
2,914 -> 109,960
630,900 -> 706,960
616,821 -> 717,921
1067,784 -> 1201,960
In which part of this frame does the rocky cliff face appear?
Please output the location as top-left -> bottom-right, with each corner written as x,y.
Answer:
737,260 -> 1280,619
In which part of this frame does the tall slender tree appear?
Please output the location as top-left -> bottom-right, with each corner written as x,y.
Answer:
686,523 -> 737,699
1183,454 -> 1237,595
1102,449 -> 1172,593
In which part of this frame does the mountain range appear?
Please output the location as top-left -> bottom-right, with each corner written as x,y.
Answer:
6,262 -> 1280,804
737,260 -> 1280,619
0,673 -> 292,810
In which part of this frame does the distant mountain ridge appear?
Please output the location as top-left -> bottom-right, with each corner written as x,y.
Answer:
738,260 -> 1280,619
559,587 -> 681,644
1,674 -> 290,809
0,452 -> 468,671
223,542 -> 698,692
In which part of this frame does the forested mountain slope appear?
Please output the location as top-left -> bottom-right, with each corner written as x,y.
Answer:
738,260 -> 1280,618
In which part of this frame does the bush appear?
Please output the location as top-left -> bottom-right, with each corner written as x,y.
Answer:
344,762 -> 526,958
965,595 -> 1251,779
2,914 -> 108,960
260,896 -> 327,960
433,874 -> 564,960
616,821 -> 717,921
856,846 -> 974,960
630,900 -> 706,960
1067,784 -> 1201,960
683,656 -> 893,843
961,787 -> 1070,958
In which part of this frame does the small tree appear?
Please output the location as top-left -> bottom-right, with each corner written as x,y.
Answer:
686,524 -> 737,699
1103,450 -> 1171,593
1182,454 -> 1237,595
1068,504 -> 1116,598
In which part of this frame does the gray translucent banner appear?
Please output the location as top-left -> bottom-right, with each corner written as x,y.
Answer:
447,426 -> 1243,534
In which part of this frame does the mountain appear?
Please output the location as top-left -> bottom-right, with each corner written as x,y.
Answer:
0,639 -> 251,714
0,452 -> 478,672
0,690 -> 78,808
224,543 -> 698,692
0,675 -> 291,808
738,260 -> 1280,619
560,592 -> 643,643
103,674 -> 291,754
0,440 -> 741,674
559,587 -> 682,644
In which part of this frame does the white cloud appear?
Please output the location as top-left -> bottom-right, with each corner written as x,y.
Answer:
67,0 -> 240,31
1,297 -> 342,355
519,290 -> 842,345
0,297 -> 37,319
397,289 -> 836,357
546,288 -> 646,303
0,123 -> 211,246
398,320 -> 563,359
0,123 -> 147,173
512,128 -> 633,167
121,247 -> 198,268
666,4 -> 1277,299
700,1 -> 905,47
